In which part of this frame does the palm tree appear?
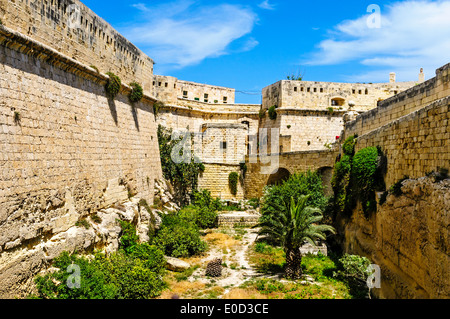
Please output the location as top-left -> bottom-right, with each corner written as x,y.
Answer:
256,195 -> 336,280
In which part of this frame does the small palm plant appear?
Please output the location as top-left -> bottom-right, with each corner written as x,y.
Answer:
255,195 -> 336,279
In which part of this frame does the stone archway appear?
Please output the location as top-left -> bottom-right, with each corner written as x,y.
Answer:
266,168 -> 291,186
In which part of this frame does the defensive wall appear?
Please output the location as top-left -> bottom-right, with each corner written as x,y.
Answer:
335,64 -> 450,299
0,20 -> 162,297
0,0 -> 154,92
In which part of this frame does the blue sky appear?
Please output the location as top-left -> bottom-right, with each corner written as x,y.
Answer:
82,0 -> 450,104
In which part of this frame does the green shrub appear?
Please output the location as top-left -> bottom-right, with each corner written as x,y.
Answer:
75,219 -> 90,229
118,220 -> 140,255
178,206 -> 218,229
352,147 -> 379,215
333,254 -> 372,298
31,247 -> 166,299
129,82 -> 144,103
153,214 -> 207,258
229,172 -> 239,196
342,135 -> 357,156
91,214 -> 102,224
268,105 -> 277,120
260,170 -> 328,224
248,198 -> 260,209
191,189 -> 222,211
105,72 -> 121,98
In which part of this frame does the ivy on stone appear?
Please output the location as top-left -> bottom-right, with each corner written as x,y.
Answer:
157,125 -> 205,206
229,172 -> 239,196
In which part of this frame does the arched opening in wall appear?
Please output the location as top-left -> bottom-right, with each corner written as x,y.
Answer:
331,98 -> 345,107
266,168 -> 291,186
317,166 -> 334,196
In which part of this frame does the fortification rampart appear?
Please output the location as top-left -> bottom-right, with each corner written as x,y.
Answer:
262,79 -> 418,112
353,96 -> 449,189
344,64 -> 450,138
259,108 -> 345,153
0,24 -> 162,298
152,75 -> 236,106
0,0 -> 154,92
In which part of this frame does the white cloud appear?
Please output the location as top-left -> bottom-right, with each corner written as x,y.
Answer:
305,1 -> 450,82
122,1 -> 258,69
258,0 -> 275,10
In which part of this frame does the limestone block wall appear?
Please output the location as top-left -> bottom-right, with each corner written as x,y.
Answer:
337,177 -> 449,299
156,106 -> 259,136
152,75 -> 178,104
0,0 -> 154,93
244,149 -> 338,199
0,25 -> 162,296
352,97 -> 449,188
198,164 -> 244,200
177,80 -> 235,104
200,123 -> 248,165
260,109 -> 345,152
262,80 -> 416,112
345,64 -> 450,138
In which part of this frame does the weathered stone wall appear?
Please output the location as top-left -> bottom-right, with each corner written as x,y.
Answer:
177,80 -> 235,104
0,24 -> 162,298
262,79 -> 417,112
244,149 -> 338,199
199,164 -> 244,200
337,177 -> 449,299
0,0 -> 154,93
259,109 -> 344,152
151,75 -> 236,106
352,96 -> 449,188
344,64 -> 450,138
335,63 -> 450,299
156,105 -> 259,135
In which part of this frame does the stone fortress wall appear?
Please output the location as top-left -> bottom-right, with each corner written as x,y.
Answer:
0,4 -> 162,297
0,0 -> 448,299
262,74 -> 420,112
0,0 -> 154,93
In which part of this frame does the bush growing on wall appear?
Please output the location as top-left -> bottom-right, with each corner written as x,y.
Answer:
351,146 -> 380,216
229,172 -> 239,196
105,72 -> 121,98
331,136 -> 387,219
129,82 -> 144,103
268,105 -> 277,120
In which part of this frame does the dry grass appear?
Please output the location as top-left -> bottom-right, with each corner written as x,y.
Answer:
204,232 -> 240,251
159,276 -> 206,299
